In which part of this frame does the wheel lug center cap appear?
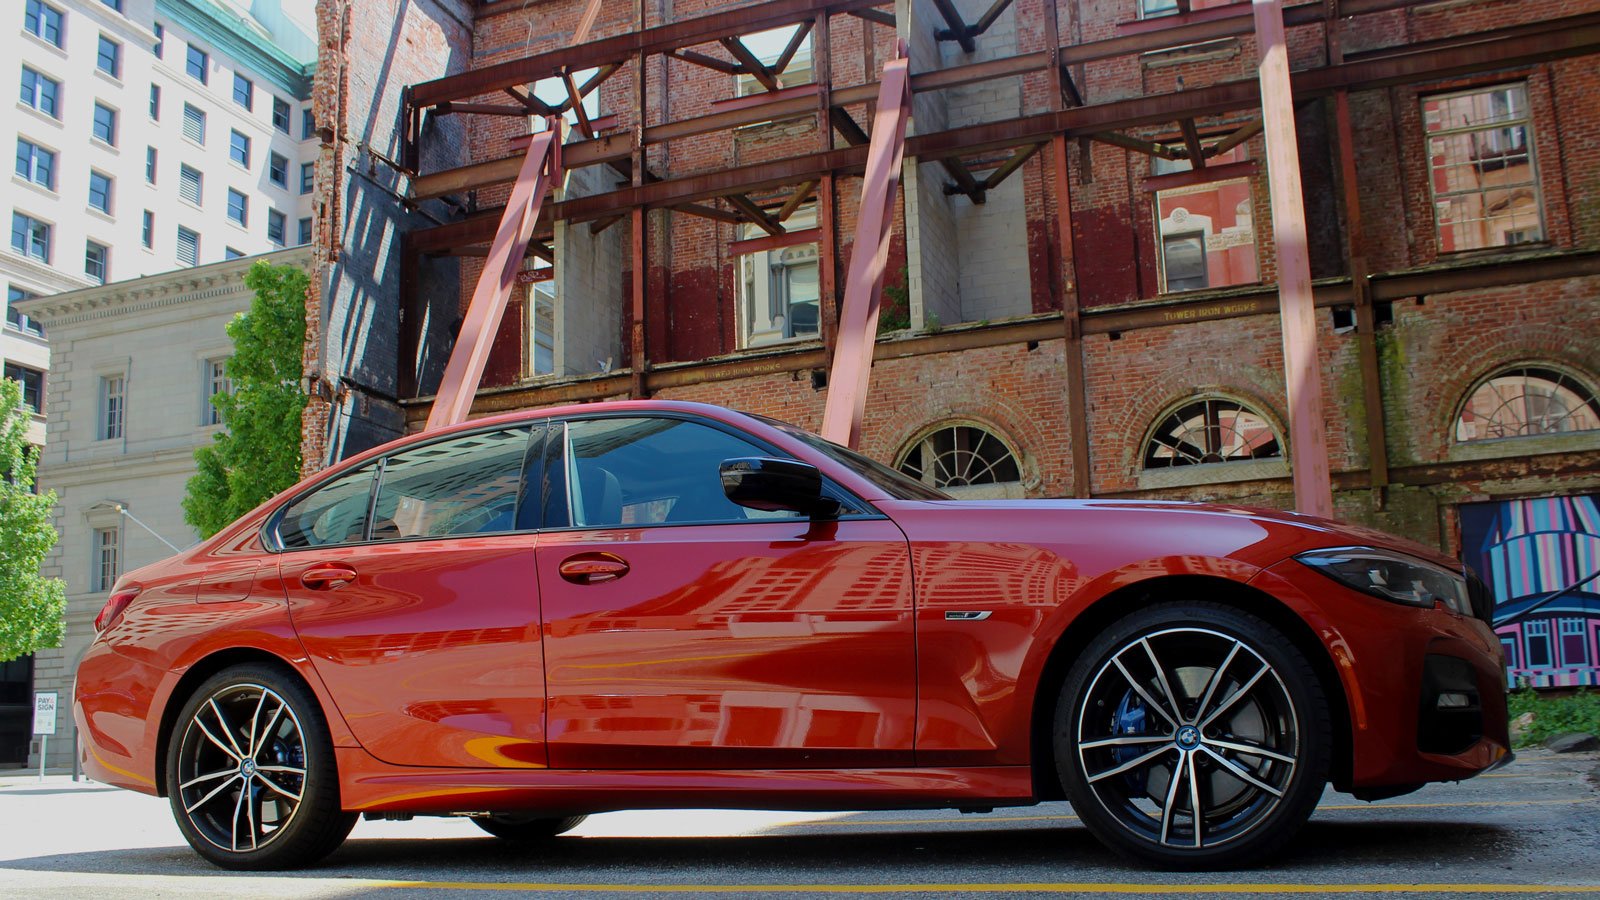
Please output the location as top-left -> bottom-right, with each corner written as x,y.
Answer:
240,759 -> 256,777
1176,725 -> 1200,749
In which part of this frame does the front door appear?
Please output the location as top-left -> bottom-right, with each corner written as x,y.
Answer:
536,414 -> 917,770
280,424 -> 550,769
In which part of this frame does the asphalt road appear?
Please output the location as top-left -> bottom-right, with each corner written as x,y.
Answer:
2,750 -> 1597,899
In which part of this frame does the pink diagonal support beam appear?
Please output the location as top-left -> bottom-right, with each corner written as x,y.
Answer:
820,47 -> 911,449
1253,0 -> 1332,518
425,125 -> 562,430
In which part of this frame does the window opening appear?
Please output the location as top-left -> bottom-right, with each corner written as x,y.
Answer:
1456,365 -> 1600,441
1143,397 -> 1281,468
1422,83 -> 1543,251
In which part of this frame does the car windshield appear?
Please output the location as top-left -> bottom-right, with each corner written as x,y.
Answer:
758,416 -> 950,501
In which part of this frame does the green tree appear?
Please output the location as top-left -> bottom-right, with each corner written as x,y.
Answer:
0,377 -> 65,662
183,260 -> 309,539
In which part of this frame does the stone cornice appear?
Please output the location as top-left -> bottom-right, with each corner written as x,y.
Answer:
3,255 -> 94,294
13,248 -> 311,328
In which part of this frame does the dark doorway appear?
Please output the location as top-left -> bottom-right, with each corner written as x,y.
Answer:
0,654 -> 34,767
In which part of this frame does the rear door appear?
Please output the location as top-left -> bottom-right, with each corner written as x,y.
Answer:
278,423 -> 551,769
535,414 -> 917,770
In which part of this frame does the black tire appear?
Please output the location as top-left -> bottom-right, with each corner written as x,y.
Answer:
166,663 -> 357,870
1054,601 -> 1331,869
471,812 -> 589,840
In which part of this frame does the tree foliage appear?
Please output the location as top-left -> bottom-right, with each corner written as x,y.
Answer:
0,377 -> 65,662
183,260 -> 309,539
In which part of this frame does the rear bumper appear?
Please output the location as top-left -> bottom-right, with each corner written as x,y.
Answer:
73,641 -> 166,796
1249,558 -> 1512,789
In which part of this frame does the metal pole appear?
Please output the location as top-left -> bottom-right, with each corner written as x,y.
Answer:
38,734 -> 47,782
1253,0 -> 1333,518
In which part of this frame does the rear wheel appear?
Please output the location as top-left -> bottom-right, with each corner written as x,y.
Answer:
471,812 -> 588,840
166,664 -> 356,870
1055,602 -> 1330,868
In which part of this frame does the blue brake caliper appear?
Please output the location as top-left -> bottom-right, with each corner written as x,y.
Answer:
1112,691 -> 1149,794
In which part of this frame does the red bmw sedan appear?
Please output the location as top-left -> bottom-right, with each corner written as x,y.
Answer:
74,400 -> 1510,870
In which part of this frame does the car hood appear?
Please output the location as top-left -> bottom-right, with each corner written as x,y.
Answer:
878,497 -> 1463,573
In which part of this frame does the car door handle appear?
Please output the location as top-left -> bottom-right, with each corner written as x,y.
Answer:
559,553 -> 629,585
301,564 -> 357,590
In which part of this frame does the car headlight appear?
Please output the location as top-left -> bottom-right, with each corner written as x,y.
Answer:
1295,546 -> 1471,615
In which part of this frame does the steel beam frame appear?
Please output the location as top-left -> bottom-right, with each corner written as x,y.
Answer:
821,49 -> 911,448
424,126 -> 562,431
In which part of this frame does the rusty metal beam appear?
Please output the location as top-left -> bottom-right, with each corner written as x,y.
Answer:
504,86 -> 557,115
940,157 -> 986,203
981,141 -> 1042,191
1178,118 -> 1207,168
822,49 -> 910,448
562,69 -> 594,138
423,0 -> 1426,113
414,0 -> 891,107
847,7 -> 894,27
1090,131 -> 1186,160
776,20 -> 814,74
937,0 -> 1016,42
438,101 -> 538,116
929,0 -> 977,53
425,127 -> 561,431
777,180 -> 817,221
561,62 -> 623,111
410,14 -> 1600,240
674,202 -> 746,224
729,226 -> 821,256
1256,0 -> 1332,518
1059,65 -> 1084,108
667,48 -> 744,75
1208,117 -> 1263,156
727,193 -> 785,235
830,107 -> 870,145
722,37 -> 782,91
572,0 -> 604,46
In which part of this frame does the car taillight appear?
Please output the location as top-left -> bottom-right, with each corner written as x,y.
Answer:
94,586 -> 141,633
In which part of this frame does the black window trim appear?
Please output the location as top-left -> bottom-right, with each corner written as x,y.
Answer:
263,419 -> 546,552
537,409 -> 883,534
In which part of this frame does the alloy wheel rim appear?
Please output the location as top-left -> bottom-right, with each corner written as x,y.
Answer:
175,683 -> 308,853
1076,627 -> 1300,851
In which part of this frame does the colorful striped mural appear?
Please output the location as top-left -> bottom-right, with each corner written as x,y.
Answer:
1460,495 -> 1600,688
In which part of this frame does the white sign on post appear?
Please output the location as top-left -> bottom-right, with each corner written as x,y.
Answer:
33,691 -> 57,782
33,692 -> 57,736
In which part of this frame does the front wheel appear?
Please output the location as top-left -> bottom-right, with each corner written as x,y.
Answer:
471,812 -> 588,840
1055,602 -> 1331,868
166,664 -> 356,870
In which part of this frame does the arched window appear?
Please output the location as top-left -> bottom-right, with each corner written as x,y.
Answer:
896,423 -> 1023,498
1143,397 -> 1282,469
1456,365 -> 1600,442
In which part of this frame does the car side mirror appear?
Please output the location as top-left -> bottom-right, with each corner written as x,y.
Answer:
719,457 -> 840,518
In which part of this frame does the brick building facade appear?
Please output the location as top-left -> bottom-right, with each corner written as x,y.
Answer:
304,0 -> 1600,562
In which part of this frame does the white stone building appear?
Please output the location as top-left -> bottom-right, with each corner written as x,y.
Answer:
13,246 -> 311,769
2,0 -> 316,764
4,0 -> 317,421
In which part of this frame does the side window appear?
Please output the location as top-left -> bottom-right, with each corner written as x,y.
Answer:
545,417 -> 807,529
370,427 -> 532,540
277,465 -> 377,549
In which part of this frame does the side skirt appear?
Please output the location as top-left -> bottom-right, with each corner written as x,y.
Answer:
335,750 -> 1037,816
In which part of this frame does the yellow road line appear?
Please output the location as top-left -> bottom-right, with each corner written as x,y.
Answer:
364,881 -> 1600,894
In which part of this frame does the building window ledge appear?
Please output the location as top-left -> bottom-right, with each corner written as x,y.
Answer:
16,101 -> 63,128
21,31 -> 70,60
1447,432 -> 1600,463
1138,458 -> 1288,491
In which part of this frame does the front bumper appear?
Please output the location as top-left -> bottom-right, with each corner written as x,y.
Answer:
1249,557 -> 1512,789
